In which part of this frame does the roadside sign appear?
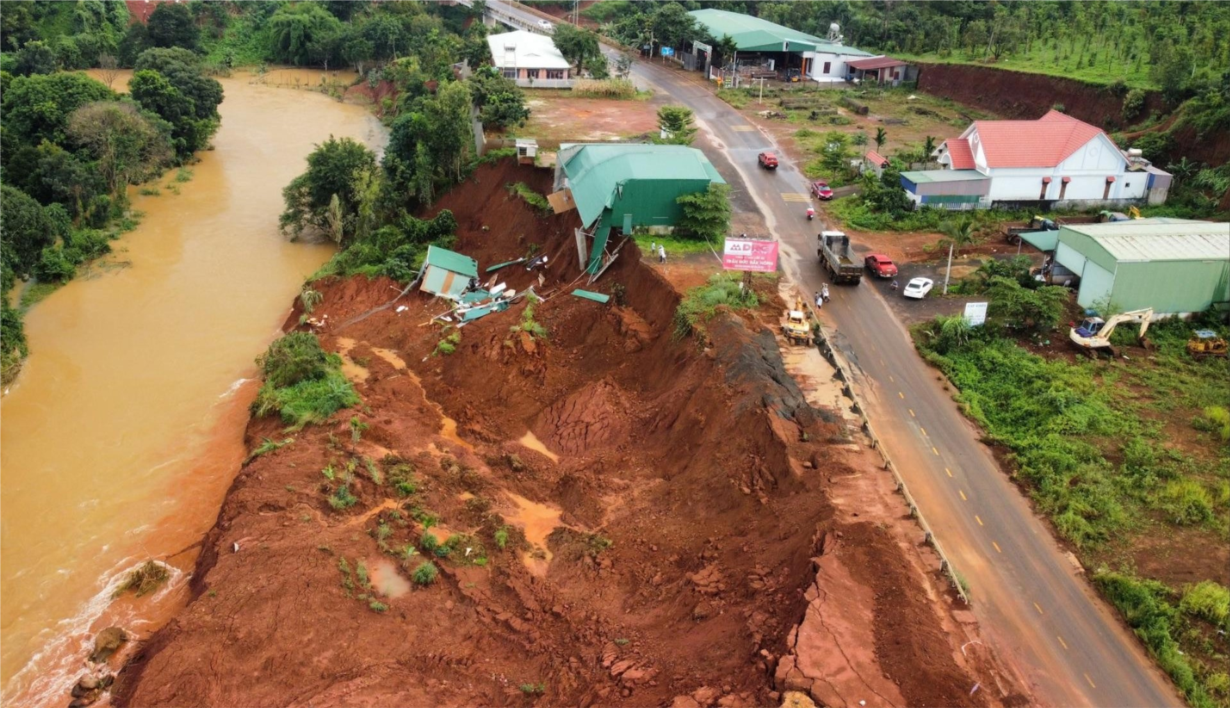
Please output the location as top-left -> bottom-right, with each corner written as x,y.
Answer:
963,301 -> 988,326
722,238 -> 779,273
660,46 -> 674,57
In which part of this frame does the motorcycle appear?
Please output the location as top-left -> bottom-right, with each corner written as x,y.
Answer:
806,207 -> 816,221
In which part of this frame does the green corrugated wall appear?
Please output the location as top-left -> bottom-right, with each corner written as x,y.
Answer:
1110,260 -> 1230,314
595,178 -> 711,233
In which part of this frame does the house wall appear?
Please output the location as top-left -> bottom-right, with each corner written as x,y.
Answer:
977,132 -> 1155,204
805,51 -> 857,81
596,178 -> 712,232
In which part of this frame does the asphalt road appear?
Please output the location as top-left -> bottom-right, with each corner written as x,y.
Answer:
618,63 -> 1182,708
482,3 -> 1181,706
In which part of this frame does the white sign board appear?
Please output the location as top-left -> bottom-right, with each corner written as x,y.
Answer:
963,302 -> 988,327
694,41 -> 712,55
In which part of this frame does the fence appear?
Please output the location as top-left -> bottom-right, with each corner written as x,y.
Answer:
804,301 -> 972,605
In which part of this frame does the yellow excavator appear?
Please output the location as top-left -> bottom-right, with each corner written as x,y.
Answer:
781,298 -> 812,346
1070,308 -> 1153,357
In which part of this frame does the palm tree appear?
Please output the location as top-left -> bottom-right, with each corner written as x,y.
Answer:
922,135 -> 937,168
940,217 -> 976,294
874,127 -> 887,151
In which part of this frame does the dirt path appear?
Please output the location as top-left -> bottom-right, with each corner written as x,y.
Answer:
113,162 -> 1025,708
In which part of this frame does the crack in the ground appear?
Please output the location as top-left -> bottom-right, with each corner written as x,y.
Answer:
808,573 -> 897,708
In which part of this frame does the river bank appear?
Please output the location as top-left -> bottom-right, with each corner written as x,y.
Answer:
0,71 -> 385,708
111,161 -> 1026,707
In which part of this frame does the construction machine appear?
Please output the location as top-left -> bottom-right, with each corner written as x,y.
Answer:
781,299 -> 812,346
1069,308 -> 1153,357
1187,330 -> 1228,361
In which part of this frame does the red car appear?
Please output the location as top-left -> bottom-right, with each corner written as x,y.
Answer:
864,254 -> 898,278
758,152 -> 778,169
811,180 -> 834,200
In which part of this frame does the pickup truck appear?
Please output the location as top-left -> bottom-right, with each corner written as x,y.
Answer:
864,253 -> 897,278
817,230 -> 862,284
758,152 -> 779,169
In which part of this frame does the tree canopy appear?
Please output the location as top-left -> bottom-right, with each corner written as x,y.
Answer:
280,137 -> 379,242
146,2 -> 199,51
675,183 -> 732,242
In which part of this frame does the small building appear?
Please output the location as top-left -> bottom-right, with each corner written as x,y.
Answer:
553,143 -> 725,272
863,150 -> 890,177
917,110 -> 1172,209
687,9 -> 872,85
487,30 -> 573,88
899,170 -> 989,210
846,56 -> 916,86
419,245 -> 479,301
1051,219 -> 1230,316
516,138 -> 538,165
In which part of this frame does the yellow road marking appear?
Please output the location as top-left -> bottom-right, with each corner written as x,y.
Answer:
889,375 -> 894,382
945,468 -> 952,477
932,446 -> 940,456
1058,635 -> 1068,650
780,192 -> 810,203
731,125 -> 756,132
992,541 -> 1002,553
898,391 -> 905,399
1084,673 -> 1096,689
920,426 -> 927,437
1034,602 -> 1044,615
909,409 -> 915,417
975,515 -> 984,526
959,489 -> 967,501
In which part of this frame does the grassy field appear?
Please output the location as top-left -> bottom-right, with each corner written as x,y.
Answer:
915,310 -> 1230,708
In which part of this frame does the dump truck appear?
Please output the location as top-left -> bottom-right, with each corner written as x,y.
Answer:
781,300 -> 812,345
817,231 -> 862,284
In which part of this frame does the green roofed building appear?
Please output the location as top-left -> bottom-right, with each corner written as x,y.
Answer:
688,8 -> 872,84
419,245 -> 478,300
1050,219 -> 1230,316
554,143 -> 725,272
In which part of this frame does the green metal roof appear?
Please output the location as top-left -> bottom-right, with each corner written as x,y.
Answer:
1020,230 -> 1059,252
559,144 -> 726,228
689,9 -> 872,56
424,245 -> 478,278
899,170 -> 990,184
1060,219 -> 1229,263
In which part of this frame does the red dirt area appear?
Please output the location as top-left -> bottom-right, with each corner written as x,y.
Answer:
113,162 -> 1019,708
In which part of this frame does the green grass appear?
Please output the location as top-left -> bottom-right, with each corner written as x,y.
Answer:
632,233 -> 719,257
508,182 -> 551,213
252,332 -> 360,429
412,561 -> 438,586
674,272 -> 761,344
247,436 -> 294,461
894,42 -> 1156,89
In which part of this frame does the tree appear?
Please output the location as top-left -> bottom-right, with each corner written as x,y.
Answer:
651,3 -> 700,49
614,54 -> 634,79
147,2 -> 199,51
0,72 -> 114,146
852,132 -> 869,146
675,183 -> 732,242
268,3 -> 343,66
67,101 -> 172,198
656,105 -> 697,145
280,137 -> 378,241
922,135 -> 937,168
14,40 -> 57,76
874,127 -> 887,151
133,48 -> 223,127
986,277 -> 1068,332
553,24 -> 601,74
99,53 -> 121,89
821,132 -> 853,176
715,34 -> 739,70
8,142 -> 109,224
470,70 -> 529,128
0,185 -> 55,280
940,217 -> 976,294
130,68 -> 210,158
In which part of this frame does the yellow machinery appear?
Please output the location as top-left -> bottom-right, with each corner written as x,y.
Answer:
781,299 -> 812,345
1187,330 -> 1228,360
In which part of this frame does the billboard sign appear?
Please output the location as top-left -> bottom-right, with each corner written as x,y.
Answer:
722,238 -> 779,273
660,46 -> 674,57
963,301 -> 988,327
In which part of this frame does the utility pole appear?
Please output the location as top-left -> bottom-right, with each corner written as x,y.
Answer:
943,242 -> 954,295
756,77 -> 766,104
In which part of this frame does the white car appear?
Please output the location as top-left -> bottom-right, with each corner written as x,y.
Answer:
537,19 -> 553,30
902,277 -> 934,299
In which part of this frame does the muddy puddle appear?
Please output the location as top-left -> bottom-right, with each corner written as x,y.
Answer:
502,493 -> 566,577
518,431 -> 560,462
0,71 -> 385,707
368,559 -> 411,599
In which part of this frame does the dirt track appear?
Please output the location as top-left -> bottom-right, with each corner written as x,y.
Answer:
113,162 -> 1023,708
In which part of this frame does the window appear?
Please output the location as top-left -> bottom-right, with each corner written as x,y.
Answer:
1059,179 -> 1068,200
526,69 -> 540,79
546,69 -> 565,80
822,61 -> 831,74
502,68 -> 517,79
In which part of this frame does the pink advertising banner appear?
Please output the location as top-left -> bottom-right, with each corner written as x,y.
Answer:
722,238 -> 779,272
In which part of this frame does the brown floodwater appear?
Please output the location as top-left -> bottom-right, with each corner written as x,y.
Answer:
0,70 -> 385,707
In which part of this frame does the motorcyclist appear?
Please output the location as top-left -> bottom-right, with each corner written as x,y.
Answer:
821,284 -> 830,302
890,279 -> 899,291
806,206 -> 816,221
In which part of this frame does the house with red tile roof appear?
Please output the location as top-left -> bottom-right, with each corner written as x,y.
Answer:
913,110 -> 1170,209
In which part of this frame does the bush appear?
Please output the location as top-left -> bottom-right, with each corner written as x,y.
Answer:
412,561 -> 438,585
1123,88 -> 1147,122
253,332 -> 359,429
328,484 -> 358,510
1179,580 -> 1230,630
508,182 -> 550,212
674,273 -> 760,343
1154,479 -> 1215,525
1194,406 -> 1230,443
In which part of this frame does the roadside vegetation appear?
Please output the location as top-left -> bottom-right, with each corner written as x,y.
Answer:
674,272 -> 761,344
914,260 -> 1230,707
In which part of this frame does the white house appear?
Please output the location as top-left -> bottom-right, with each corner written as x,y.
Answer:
486,30 -> 573,89
924,110 -> 1171,208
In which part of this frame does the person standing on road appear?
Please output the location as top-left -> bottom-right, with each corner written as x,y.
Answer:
650,241 -> 656,259
814,291 -> 823,309
658,244 -> 666,264
891,279 -> 899,292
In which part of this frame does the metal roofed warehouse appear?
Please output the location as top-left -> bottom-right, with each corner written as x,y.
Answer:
554,143 -> 725,273
1052,219 -> 1230,315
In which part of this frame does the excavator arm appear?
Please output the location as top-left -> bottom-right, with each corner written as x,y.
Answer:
1097,308 -> 1154,342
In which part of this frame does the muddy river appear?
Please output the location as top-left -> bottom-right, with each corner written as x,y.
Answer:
0,70 -> 385,706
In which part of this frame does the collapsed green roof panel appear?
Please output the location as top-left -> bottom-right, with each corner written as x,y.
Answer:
689,9 -> 871,56
424,245 -> 478,278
